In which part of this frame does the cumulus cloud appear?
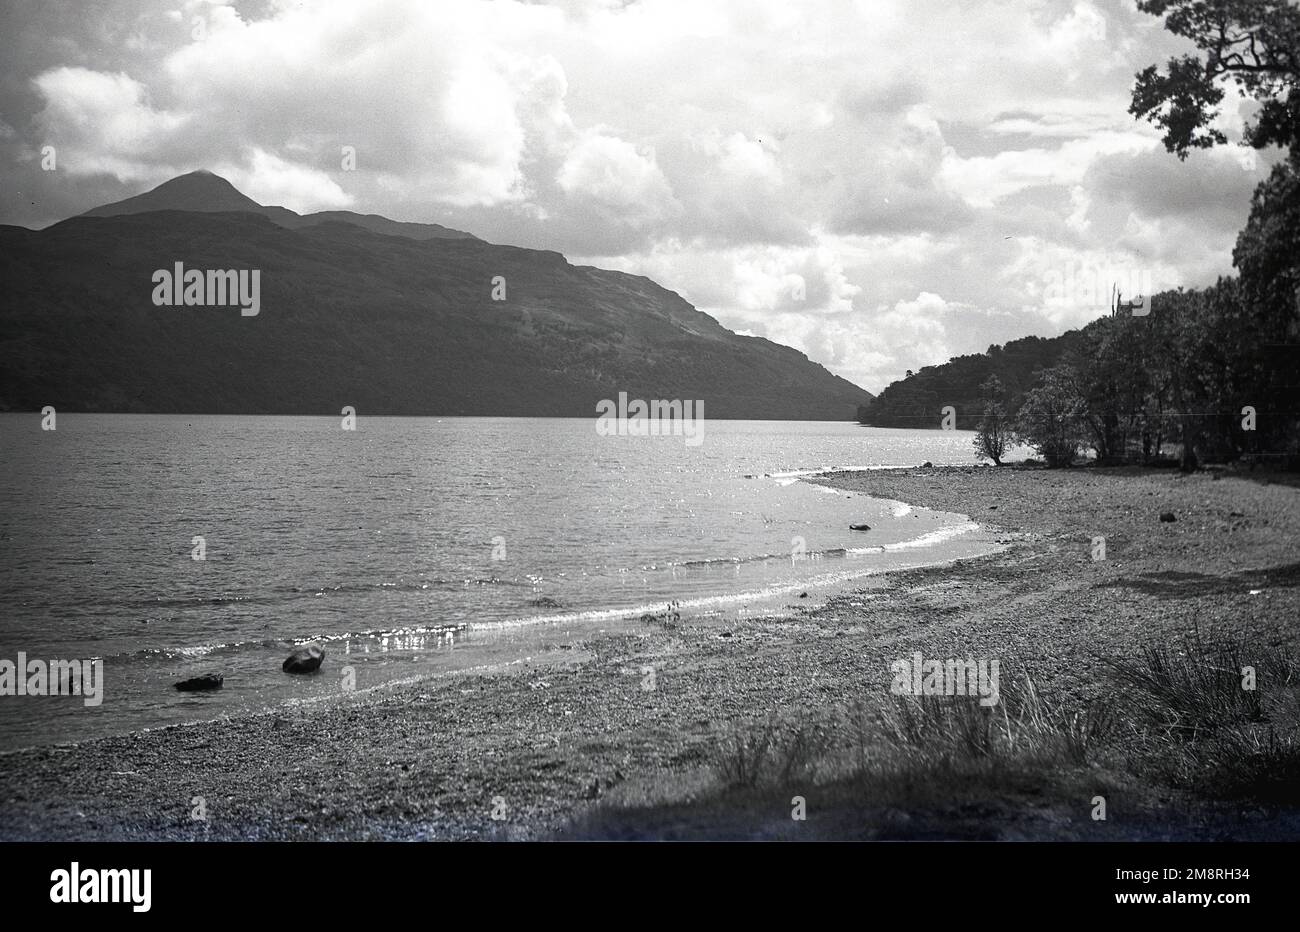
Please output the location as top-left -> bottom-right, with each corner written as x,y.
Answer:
32,66 -> 188,181
557,131 -> 680,227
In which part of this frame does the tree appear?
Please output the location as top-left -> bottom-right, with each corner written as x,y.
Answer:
1129,0 -> 1300,468
1233,157 -> 1300,457
1015,365 -> 1086,467
1143,285 -> 1248,470
1235,157 -> 1300,314
1067,316 -> 1155,464
973,375 -> 1011,465
1130,0 -> 1300,160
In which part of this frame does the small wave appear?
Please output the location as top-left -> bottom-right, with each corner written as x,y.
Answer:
845,522 -> 979,555
677,545 -> 850,569
127,579 -> 462,611
762,464 -> 948,482
109,621 -> 470,663
795,482 -> 915,520
470,522 -> 987,633
466,577 -> 532,588
679,553 -> 774,568
136,594 -> 273,610
296,580 -> 457,594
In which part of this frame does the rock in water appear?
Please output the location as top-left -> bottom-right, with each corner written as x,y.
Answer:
174,673 -> 223,691
1159,512 -> 1177,523
849,524 -> 872,531
921,461 -> 933,468
282,644 -> 325,674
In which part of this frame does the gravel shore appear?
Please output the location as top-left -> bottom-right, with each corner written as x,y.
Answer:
2,465 -> 1297,840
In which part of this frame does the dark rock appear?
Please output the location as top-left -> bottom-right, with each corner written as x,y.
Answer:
174,673 -> 223,692
528,596 -> 563,609
1159,512 -> 1176,523
799,591 -> 808,598
849,524 -> 872,531
282,644 -> 325,674
921,461 -> 933,468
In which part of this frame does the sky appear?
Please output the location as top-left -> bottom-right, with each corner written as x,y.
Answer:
0,0 -> 1283,393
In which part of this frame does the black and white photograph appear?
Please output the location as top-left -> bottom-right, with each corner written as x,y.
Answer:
0,0 -> 1297,912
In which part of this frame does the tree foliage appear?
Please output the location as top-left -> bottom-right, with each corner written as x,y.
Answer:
1130,0 -> 1300,159
1014,365 -> 1087,467
973,375 -> 1011,465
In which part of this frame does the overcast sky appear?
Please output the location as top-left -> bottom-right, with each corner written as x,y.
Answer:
0,0 -> 1281,393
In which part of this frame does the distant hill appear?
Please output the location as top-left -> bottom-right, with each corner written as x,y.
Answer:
82,170 -> 479,241
1,173 -> 871,418
861,331 -> 1085,429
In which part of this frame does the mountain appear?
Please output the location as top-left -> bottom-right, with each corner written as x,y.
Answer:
1,173 -> 871,417
861,332 -> 1084,429
83,170 -> 266,215
83,170 -> 478,241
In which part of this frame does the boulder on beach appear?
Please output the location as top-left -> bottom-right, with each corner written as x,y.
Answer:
1160,512 -> 1177,523
282,644 -> 325,674
174,673 -> 223,692
921,461 -> 933,468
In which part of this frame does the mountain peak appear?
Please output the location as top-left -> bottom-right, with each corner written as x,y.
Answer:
78,170 -> 481,241
82,170 -> 262,218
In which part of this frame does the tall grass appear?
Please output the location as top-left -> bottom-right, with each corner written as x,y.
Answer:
1104,625 -> 1293,737
711,673 -> 1116,796
1104,627 -> 1300,798
713,717 -> 833,788
575,628 -> 1300,839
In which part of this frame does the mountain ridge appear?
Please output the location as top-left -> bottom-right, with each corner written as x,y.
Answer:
81,170 -> 481,242
1,173 -> 872,418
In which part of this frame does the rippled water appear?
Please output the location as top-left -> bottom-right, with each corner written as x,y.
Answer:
0,415 -> 1001,749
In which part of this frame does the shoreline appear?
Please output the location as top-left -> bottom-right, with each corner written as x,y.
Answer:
0,487 -> 996,755
2,464 -> 1297,840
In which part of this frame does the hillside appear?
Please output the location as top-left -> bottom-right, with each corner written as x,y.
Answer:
861,331 -> 1085,429
0,175 -> 871,418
